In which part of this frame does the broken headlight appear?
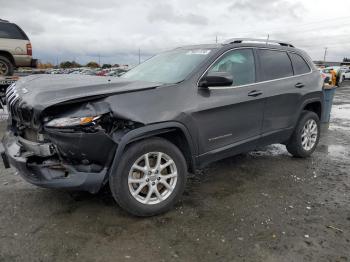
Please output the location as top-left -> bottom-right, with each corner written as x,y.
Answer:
45,115 -> 102,128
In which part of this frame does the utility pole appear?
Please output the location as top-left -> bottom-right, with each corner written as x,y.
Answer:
266,34 -> 270,45
215,35 -> 218,44
98,54 -> 101,66
323,47 -> 328,64
138,48 -> 141,64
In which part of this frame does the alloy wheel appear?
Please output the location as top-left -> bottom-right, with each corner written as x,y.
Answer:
301,119 -> 318,151
128,152 -> 178,205
0,61 -> 9,76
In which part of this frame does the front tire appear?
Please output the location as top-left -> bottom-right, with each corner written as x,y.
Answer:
286,111 -> 320,158
109,137 -> 187,216
0,56 -> 14,76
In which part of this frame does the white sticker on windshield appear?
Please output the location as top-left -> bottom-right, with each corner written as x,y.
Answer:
186,50 -> 211,55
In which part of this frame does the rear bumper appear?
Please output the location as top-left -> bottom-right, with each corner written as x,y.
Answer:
13,55 -> 37,68
1,131 -> 108,193
31,59 -> 38,68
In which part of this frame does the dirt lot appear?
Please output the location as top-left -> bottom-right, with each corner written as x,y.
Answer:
0,84 -> 349,262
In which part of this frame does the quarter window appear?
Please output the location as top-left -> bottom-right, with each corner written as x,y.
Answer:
208,49 -> 256,86
258,50 -> 293,81
289,53 -> 311,75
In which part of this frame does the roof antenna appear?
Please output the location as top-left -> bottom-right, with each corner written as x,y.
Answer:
266,34 -> 270,45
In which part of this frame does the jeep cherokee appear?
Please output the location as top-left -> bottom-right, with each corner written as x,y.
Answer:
1,38 -> 323,216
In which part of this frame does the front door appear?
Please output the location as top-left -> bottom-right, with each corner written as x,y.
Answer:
192,48 -> 265,154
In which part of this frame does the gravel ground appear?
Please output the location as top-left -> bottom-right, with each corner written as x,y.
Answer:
0,84 -> 349,262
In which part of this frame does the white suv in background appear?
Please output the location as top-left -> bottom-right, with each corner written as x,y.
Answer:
0,19 -> 37,76
340,67 -> 350,81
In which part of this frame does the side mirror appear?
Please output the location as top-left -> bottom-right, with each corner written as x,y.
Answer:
199,71 -> 233,88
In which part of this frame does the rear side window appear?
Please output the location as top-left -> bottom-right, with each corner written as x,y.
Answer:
258,49 -> 293,81
0,23 -> 27,40
289,53 -> 311,75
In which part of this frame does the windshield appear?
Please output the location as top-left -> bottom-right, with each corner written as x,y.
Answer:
121,49 -> 213,84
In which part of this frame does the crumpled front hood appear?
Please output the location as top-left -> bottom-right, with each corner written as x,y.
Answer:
12,74 -> 160,110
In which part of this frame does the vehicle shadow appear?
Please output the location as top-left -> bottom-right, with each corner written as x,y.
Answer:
45,144 -> 296,216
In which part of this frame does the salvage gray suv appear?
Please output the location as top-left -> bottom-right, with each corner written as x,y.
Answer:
1,38 -> 323,216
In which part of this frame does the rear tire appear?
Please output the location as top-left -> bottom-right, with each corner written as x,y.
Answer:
109,137 -> 187,217
0,56 -> 14,76
286,111 -> 320,158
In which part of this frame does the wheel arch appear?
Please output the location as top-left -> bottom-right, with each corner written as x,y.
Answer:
301,99 -> 322,119
109,122 -> 197,179
0,50 -> 15,66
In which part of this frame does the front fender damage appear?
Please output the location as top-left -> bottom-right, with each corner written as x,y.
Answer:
8,97 -> 145,193
41,98 -> 144,171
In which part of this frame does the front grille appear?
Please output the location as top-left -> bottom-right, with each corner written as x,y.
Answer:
6,84 -> 33,124
6,83 -> 21,120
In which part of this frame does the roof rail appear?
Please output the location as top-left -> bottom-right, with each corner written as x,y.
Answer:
0,19 -> 9,23
223,38 -> 295,48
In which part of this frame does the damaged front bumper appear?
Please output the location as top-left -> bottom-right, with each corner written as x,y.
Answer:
1,131 -> 114,193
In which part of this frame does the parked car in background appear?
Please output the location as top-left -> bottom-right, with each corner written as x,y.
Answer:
96,69 -> 108,76
1,38 -> 324,216
321,67 -> 344,86
0,19 -> 37,76
340,68 -> 350,80
318,68 -> 326,80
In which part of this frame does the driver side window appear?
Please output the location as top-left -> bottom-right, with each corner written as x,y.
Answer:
208,49 -> 256,86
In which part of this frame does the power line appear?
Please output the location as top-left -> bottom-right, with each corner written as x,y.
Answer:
268,23 -> 350,37
301,41 -> 350,48
232,16 -> 350,37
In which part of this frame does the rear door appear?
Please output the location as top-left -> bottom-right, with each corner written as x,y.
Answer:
192,48 -> 265,154
256,49 -> 311,142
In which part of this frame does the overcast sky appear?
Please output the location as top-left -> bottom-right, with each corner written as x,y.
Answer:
1,0 -> 350,65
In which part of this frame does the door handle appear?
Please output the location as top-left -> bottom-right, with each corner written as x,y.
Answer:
295,83 -> 304,88
248,90 -> 263,97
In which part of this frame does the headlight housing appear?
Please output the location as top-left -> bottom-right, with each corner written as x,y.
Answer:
45,115 -> 101,128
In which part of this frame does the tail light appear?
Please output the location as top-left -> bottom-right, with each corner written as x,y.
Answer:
26,43 -> 32,56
